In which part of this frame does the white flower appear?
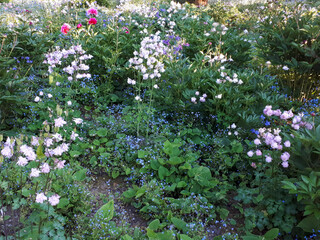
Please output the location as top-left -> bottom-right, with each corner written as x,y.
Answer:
36,193 -> 47,204
135,96 -> 142,101
17,156 -> 28,166
215,94 -> 222,99
231,123 -> 236,129
153,84 -> 159,89
48,194 -> 60,206
67,101 -> 72,106
191,97 -> 197,104
73,118 -> 83,124
39,91 -> 44,96
48,94 -> 53,98
34,96 -> 41,102
30,168 -> 41,178
283,66 -> 289,71
54,117 -> 67,127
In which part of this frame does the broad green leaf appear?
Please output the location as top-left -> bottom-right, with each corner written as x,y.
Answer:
148,219 -> 160,231
97,128 -> 108,137
57,198 -> 69,209
73,169 -> 86,182
171,217 -> 187,232
297,215 -> 320,233
95,200 -> 114,221
264,228 -> 279,240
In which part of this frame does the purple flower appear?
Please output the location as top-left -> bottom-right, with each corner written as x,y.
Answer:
281,152 -> 290,162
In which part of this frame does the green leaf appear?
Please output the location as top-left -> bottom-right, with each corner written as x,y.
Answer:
97,128 -> 108,137
148,219 -> 160,231
158,166 -> 170,180
36,145 -> 45,159
121,235 -> 133,240
281,181 -> 297,191
112,170 -> 119,179
57,198 -> 69,209
95,200 -> 114,221
171,217 -> 187,232
297,215 -> 320,233
167,156 -> 184,165
138,150 -> 147,158
180,234 -> 193,240
22,188 -> 31,197
264,228 -> 279,240
73,169 -> 86,182
123,188 -> 136,199
70,150 -> 81,157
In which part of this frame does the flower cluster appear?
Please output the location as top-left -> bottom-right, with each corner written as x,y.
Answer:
128,33 -> 166,82
191,91 -> 207,104
247,106 -> 314,168
43,45 -> 93,81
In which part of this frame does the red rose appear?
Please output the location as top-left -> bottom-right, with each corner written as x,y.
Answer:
88,18 -> 97,25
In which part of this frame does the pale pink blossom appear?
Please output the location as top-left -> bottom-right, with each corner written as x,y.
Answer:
54,117 -> 67,128
1,146 -> 13,158
281,152 -> 290,161
36,193 -> 47,203
265,155 -> 272,163
30,168 -> 41,178
284,140 -> 291,147
48,194 -> 60,206
17,156 -> 28,166
73,118 -> 83,125
247,151 -> 254,157
256,149 -> 262,156
282,161 -> 289,168
40,163 -> 50,173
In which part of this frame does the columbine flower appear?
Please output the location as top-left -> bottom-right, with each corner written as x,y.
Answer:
247,151 -> 254,157
17,156 -> 28,166
265,155 -> 272,163
199,97 -> 205,102
231,123 -> 236,129
135,96 -> 142,101
36,193 -> 47,204
48,94 -> 52,98
254,139 -> 261,145
48,194 -> 60,206
282,161 -> 289,168
88,18 -> 97,25
55,160 -> 66,169
30,168 -> 41,178
282,66 -> 289,71
61,23 -> 71,35
256,149 -> 262,156
1,146 -> 13,158
39,91 -> 44,96
54,117 -> 67,128
71,131 -> 79,141
31,136 -> 39,146
34,96 -> 41,102
40,163 -> 50,173
73,118 -> 83,124
281,152 -> 290,162
67,101 -> 72,106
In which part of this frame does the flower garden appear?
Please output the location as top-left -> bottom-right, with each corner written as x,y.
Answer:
0,0 -> 320,239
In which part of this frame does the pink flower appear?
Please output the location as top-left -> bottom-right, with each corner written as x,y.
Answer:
30,168 -> 41,178
55,160 -> 66,169
77,23 -> 82,28
281,152 -> 290,162
263,105 -> 273,116
88,18 -> 97,25
256,149 -> 262,156
122,27 -> 129,34
282,161 -> 289,168
251,162 -> 257,168
61,23 -> 71,35
54,117 -> 67,127
1,146 -> 13,158
17,156 -> 28,166
40,163 -> 50,173
31,136 -> 39,146
247,151 -> 254,157
48,194 -> 60,206
36,193 -> 47,204
284,140 -> 291,147
87,8 -> 98,16
254,139 -> 261,145
73,118 -> 83,124
265,155 -> 272,163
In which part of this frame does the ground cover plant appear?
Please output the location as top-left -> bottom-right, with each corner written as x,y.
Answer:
0,0 -> 320,239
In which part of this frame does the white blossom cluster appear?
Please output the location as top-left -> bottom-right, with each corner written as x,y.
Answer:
43,45 -> 93,80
